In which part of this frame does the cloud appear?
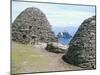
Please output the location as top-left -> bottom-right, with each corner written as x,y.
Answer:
12,1 -> 95,27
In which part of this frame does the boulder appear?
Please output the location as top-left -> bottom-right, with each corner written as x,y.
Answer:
63,16 -> 96,69
12,7 -> 57,44
46,42 -> 68,53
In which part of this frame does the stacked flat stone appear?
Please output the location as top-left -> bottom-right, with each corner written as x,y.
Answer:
63,16 -> 96,69
12,7 -> 56,44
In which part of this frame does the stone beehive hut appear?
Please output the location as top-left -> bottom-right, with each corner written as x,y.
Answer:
12,7 -> 56,44
63,16 -> 96,69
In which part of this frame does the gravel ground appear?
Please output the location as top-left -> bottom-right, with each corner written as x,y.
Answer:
31,43 -> 82,72
12,42 -> 83,74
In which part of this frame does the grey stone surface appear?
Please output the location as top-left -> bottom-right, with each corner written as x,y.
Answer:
12,7 -> 57,44
46,42 -> 68,53
63,16 -> 96,69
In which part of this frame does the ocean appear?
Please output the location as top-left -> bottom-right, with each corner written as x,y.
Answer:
58,37 -> 72,45
52,26 -> 79,45
52,26 -> 79,36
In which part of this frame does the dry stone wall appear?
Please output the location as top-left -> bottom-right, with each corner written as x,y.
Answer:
63,16 -> 96,69
12,7 -> 56,44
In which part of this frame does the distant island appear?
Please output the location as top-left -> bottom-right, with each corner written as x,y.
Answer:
57,31 -> 72,39
56,31 -> 72,45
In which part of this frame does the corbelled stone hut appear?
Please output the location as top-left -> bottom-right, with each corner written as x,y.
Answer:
63,16 -> 96,69
12,7 -> 56,44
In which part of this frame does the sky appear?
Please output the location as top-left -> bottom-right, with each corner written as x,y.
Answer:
12,1 -> 95,35
12,1 -> 95,26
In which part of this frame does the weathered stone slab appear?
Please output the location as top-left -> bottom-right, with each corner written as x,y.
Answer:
46,42 -> 68,53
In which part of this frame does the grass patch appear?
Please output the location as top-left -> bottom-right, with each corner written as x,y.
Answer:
12,42 -> 50,74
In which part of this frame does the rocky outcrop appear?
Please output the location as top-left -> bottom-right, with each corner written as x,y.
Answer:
46,42 -> 68,53
63,16 -> 96,69
57,32 -> 72,38
12,7 -> 56,44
